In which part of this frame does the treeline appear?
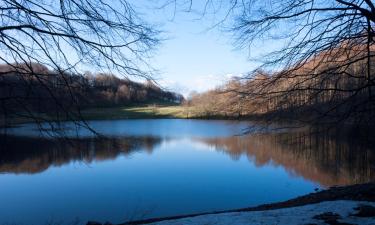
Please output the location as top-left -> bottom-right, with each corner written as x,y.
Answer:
186,43 -> 375,124
0,63 -> 183,118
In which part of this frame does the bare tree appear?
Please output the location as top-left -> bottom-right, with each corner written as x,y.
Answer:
0,0 -> 160,131
168,0 -> 375,125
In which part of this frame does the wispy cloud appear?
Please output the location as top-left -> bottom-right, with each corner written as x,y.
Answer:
160,73 -> 242,97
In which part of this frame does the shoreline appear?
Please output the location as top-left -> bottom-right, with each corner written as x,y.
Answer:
0,104 -> 273,127
116,182 -> 375,225
3,104 -> 374,130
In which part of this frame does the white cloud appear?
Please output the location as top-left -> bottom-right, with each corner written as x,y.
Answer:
160,73 -> 243,97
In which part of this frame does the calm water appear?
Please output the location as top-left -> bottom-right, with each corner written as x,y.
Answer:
0,119 -> 374,225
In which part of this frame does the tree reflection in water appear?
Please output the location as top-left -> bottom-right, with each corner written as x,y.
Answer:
0,135 -> 162,174
0,126 -> 374,188
197,127 -> 375,187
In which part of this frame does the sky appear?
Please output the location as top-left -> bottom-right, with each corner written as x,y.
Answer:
134,2 -> 259,96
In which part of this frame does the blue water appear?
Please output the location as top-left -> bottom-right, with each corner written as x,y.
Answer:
1,119 -> 364,225
3,119 -> 251,138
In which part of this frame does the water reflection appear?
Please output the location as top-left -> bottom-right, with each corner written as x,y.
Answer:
1,126 -> 374,187
0,135 -> 162,174
1,120 -> 375,224
197,128 -> 375,187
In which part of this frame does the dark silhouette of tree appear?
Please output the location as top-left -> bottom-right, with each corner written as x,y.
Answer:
0,0 -> 160,130
171,0 -> 375,125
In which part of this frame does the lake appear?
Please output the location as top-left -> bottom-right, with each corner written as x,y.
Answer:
0,119 -> 374,225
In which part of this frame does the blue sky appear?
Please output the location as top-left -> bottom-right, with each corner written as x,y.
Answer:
135,2 -> 259,96
153,18 -> 257,96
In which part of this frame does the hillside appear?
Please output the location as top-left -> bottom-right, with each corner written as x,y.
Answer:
0,63 -> 184,124
186,43 -> 375,125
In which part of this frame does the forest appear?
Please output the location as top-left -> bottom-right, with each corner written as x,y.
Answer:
0,62 -> 183,123
186,42 -> 375,125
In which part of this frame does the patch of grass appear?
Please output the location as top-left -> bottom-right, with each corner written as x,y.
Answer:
80,104 -> 193,120
3,104 -> 227,126
1,104 -> 202,127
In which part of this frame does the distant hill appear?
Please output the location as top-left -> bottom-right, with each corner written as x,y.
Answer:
0,63 -> 184,118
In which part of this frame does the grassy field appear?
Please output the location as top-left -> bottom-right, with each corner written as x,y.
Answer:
2,104 -> 221,126
80,104 -> 193,120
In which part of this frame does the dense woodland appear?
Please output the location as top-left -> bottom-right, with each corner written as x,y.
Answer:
0,63 -> 183,120
186,43 -> 375,125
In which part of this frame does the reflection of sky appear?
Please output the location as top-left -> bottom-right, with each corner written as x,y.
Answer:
0,120 -> 324,224
162,137 -> 217,152
0,121 -> 320,225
